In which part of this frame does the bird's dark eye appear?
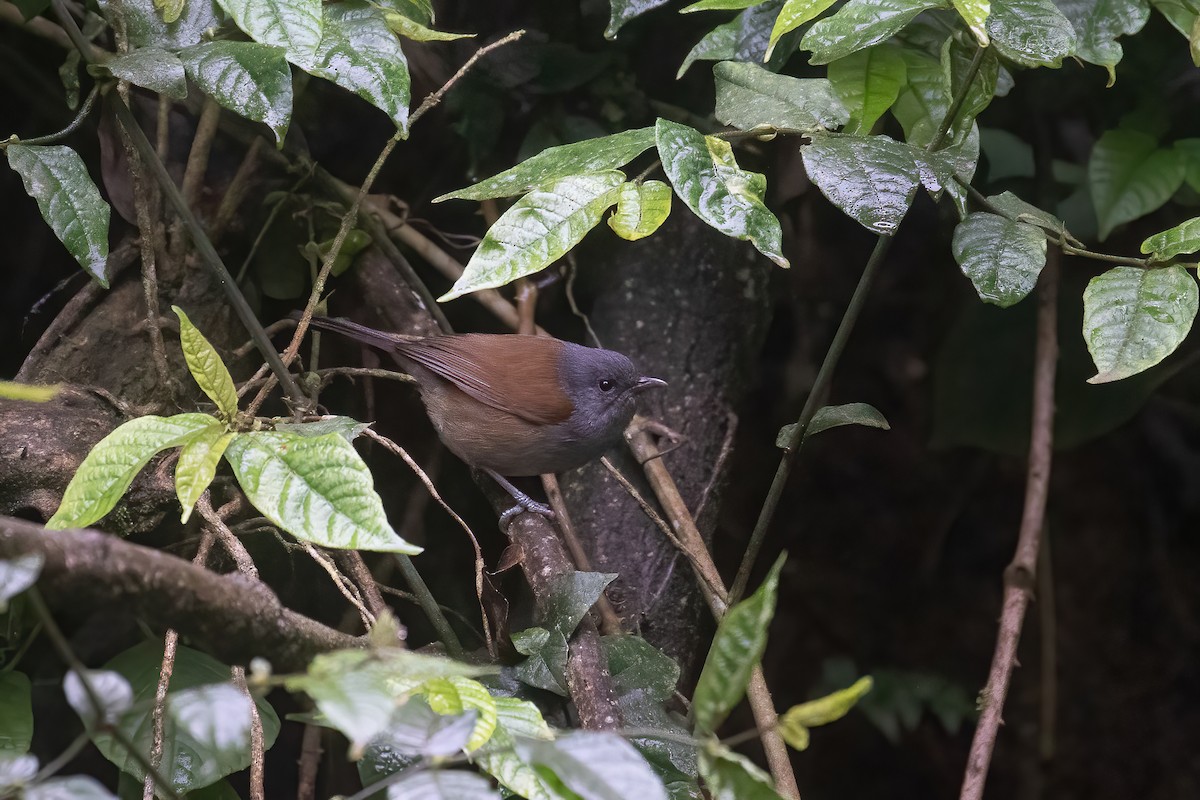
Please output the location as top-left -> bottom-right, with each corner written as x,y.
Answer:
598,379 -> 615,392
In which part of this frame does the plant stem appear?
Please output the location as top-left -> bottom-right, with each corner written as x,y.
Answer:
6,84 -> 99,146
394,554 -> 464,658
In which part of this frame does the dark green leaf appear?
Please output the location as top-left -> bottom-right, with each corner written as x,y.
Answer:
544,572 -> 618,637
986,0 -> 1077,66
603,636 -> 680,703
178,42 -> 294,144
1055,0 -> 1150,85
699,747 -> 786,800
1089,129 -> 1185,240
1141,217 -> 1200,259
681,0 -> 761,10
606,0 -> 672,39
713,61 -> 848,133
515,732 -> 668,800
512,627 -> 570,696
104,47 -> 187,98
806,402 -> 892,438
678,2 -> 796,78
0,673 -> 33,753
827,44 -> 907,134
801,0 -> 947,65
801,134 -> 919,234
986,190 -> 1067,234
952,212 -> 1048,306
5,144 -> 111,287
941,38 -> 999,126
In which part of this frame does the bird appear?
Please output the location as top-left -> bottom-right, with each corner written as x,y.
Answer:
298,315 -> 667,517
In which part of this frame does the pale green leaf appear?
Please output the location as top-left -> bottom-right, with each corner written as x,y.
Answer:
104,47 -> 187,99
46,413 -> 215,529
154,0 -> 185,23
656,119 -> 788,267
827,44 -> 906,134
699,747 -> 786,800
440,172 -> 625,300
1141,217 -> 1200,259
215,0 -> 321,59
388,770 -> 500,800
167,684 -> 256,769
5,144 -> 111,287
1089,129 -> 1185,240
0,552 -> 42,612
951,0 -> 990,44
172,306 -> 239,419
952,212 -> 1048,306
1055,0 -> 1150,85
1083,265 -> 1198,383
778,676 -> 872,750
360,697 -> 477,765
0,673 -> 33,754
270,416 -> 371,440
713,60 -> 848,132
986,0 -> 1077,66
64,670 -> 133,727
178,42 -> 294,144
801,0 -> 947,65
24,776 -> 117,800
681,0 -> 760,11
421,677 -> 498,752
608,180 -> 672,240
606,0 -> 672,39
379,0 -> 433,26
1151,0 -> 1195,35
435,128 -> 654,201
380,9 -> 473,40
0,381 -> 59,402
767,0 -> 838,59
299,1 -> 410,130
515,732 -> 668,800
693,555 -> 785,732
223,430 -> 420,553
473,697 -> 558,800
175,424 -> 235,523
801,134 -> 919,235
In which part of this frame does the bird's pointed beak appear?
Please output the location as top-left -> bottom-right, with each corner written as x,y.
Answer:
635,376 -> 668,392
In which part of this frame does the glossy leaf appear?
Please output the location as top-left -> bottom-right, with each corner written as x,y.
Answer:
699,747 -> 786,800
155,0 -> 185,23
778,676 -> 872,750
0,552 -> 42,612
986,191 -> 1067,235
767,0 -> 838,58
367,697 -> 477,758
678,2 -> 796,78
178,42 -> 294,144
172,306 -> 239,419
890,47 -> 949,148
1089,129 -> 1185,240
90,642 -> 280,795
64,670 -> 134,727
515,732 -> 668,800
1083,265 -> 1198,383
692,555 -> 785,733
713,61 -> 848,133
113,0 -> 222,50
175,424 -> 235,523
952,0 -> 990,43
388,770 -> 500,800
224,430 -> 421,553
104,47 -> 187,98
941,37 -> 999,127
656,119 -> 788,267
1151,0 -> 1195,35
301,2 -> 410,131
512,627 -> 570,696
380,9 -> 473,41
441,172 -> 624,300
801,0 -> 947,65
5,144 -> 111,287
215,0 -> 321,59
609,180 -> 672,240
802,134 -> 919,235
952,212 -> 1047,306
24,776 -> 118,800
606,0 -> 672,39
681,0 -> 761,10
0,673 -> 33,753
436,128 -> 654,202
1141,217 -> 1200,260
1055,0 -> 1150,85
46,413 -> 214,529
986,0 -> 1077,66
421,677 -> 498,752
827,45 -> 906,134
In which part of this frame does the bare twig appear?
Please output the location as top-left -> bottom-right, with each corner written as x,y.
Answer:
335,550 -> 390,620
304,543 -> 374,630
210,137 -> 263,244
958,249 -> 1060,800
232,666 -> 266,800
296,722 -> 323,800
1038,531 -> 1057,763
408,30 -> 525,127
196,493 -> 258,579
5,84 -> 99,147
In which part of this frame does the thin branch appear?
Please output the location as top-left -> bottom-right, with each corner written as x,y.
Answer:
304,543 -> 375,630
197,493 -> 259,579
5,84 -> 99,146
233,666 -> 266,800
958,247 -> 1060,800
296,722 -> 323,800
408,29 -> 525,127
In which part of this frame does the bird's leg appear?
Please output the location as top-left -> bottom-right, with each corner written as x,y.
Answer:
485,469 -> 555,521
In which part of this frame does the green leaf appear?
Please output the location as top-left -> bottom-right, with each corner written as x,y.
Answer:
681,0 -> 761,11
890,47 -> 949,148
606,0 -> 671,38
172,306 -> 239,419
951,212 -> 1048,306
986,0 -> 1077,66
1141,217 -> 1200,260
0,381 -> 59,402
656,119 -> 788,267
0,673 -> 33,754
270,416 -> 371,440
421,677 -> 498,752
801,134 -> 919,235
544,572 -> 618,637
178,42 -> 294,144
155,0 -> 185,23
692,554 -> 785,733
90,641 -> 280,795
0,551 -> 42,612
24,775 -> 117,800
112,0 -> 222,50
5,144 -> 111,287
941,37 -> 999,127
364,697 -> 477,759
46,413 -> 215,529
951,0 -> 990,44
435,128 -> 654,202
801,0 -> 947,65
175,424 -> 235,523
472,697 -> 558,800
807,402 -> 891,438
679,2 -> 798,78
603,636 -> 681,703
1055,0 -> 1150,85
515,732 -> 668,800
608,180 -> 672,240
699,747 -> 786,800
1083,265 -> 1198,383
215,0 -> 321,60
986,191 -> 1067,235
1089,129 -> 1185,240
300,1 -> 410,131
767,0 -> 839,59
380,9 -> 473,41
1151,0 -> 1195,35
388,770 -> 500,800
439,172 -> 625,301
512,627 -> 570,696
64,670 -> 134,727
104,47 -> 187,99
828,45 -> 906,134
778,676 -> 872,750
223,430 -> 421,553
379,0 -> 433,26
713,61 -> 849,133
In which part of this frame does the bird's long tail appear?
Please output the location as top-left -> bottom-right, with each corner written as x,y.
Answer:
291,313 -> 416,352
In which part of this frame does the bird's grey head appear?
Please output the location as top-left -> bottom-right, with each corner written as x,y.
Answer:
557,343 -> 666,443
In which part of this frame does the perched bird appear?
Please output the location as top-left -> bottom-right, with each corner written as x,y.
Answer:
299,315 -> 666,515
